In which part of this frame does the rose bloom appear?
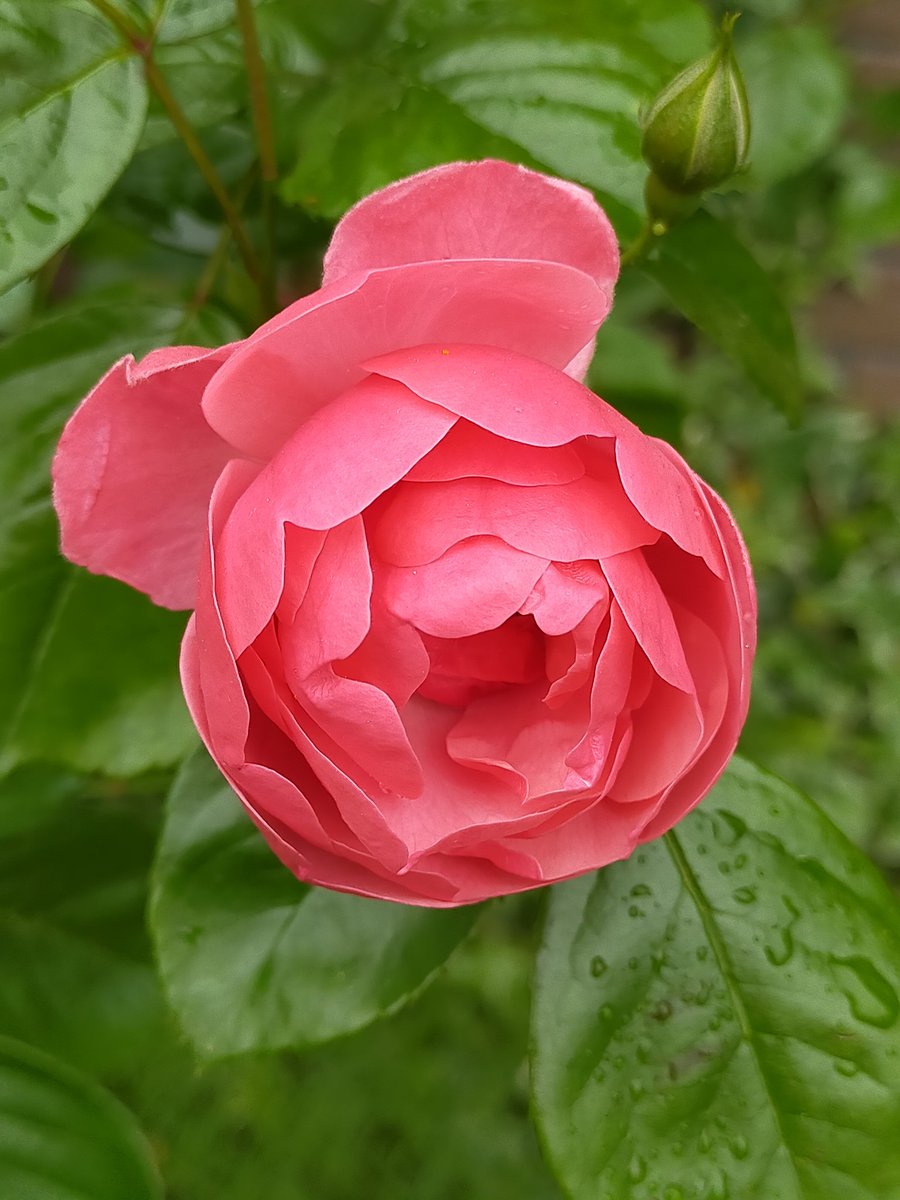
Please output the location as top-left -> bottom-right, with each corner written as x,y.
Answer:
54,161 -> 755,906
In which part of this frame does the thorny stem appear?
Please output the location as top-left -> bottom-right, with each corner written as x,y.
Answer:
85,0 -> 267,298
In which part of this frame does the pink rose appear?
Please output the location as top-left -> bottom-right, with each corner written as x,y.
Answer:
53,160 -> 755,906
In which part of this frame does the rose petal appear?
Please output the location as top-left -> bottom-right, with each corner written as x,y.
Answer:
214,375 -> 456,653
336,594 -> 430,709
601,549 -> 694,693
615,436 -> 726,578
521,560 -> 609,635
54,345 -> 237,609
380,536 -> 548,638
375,475 -> 657,566
323,160 -> 619,300
278,518 -> 372,679
202,262 -> 610,459
185,458 -> 261,764
404,420 -> 585,486
363,342 -> 637,446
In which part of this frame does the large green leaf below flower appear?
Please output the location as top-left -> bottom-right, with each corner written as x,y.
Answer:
531,757 -> 900,1199
150,748 -> 480,1058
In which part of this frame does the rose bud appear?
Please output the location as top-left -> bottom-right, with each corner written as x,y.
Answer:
640,13 -> 751,226
53,161 -> 755,907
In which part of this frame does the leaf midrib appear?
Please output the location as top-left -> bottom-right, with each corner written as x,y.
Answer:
0,49 -> 130,139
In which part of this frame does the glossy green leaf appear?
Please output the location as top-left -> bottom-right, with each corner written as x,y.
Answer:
0,1035 -> 162,1200
0,300 -> 234,776
532,757 -> 900,1200
645,211 -> 802,417
281,1 -> 709,232
739,26 -> 849,188
151,748 -> 480,1058
0,0 -> 148,291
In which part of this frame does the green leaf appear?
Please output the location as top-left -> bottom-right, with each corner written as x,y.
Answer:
0,299 -> 233,777
738,25 -> 849,189
0,764 -> 161,957
0,915 -> 165,1078
532,757 -> 900,1200
281,1 -> 709,232
0,1035 -> 162,1200
644,211 -> 802,417
0,0 -> 148,291
151,748 -> 480,1058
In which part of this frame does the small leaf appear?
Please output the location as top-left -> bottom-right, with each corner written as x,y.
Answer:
150,749 -> 480,1058
0,1034 -> 162,1200
644,211 -> 803,417
532,757 -> 900,1200
0,0 -> 148,290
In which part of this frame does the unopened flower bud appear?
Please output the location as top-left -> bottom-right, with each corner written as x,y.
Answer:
640,13 -> 751,200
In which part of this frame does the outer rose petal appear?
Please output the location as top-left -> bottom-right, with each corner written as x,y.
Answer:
53,344 -> 238,610
322,159 -> 620,303
201,261 -> 608,459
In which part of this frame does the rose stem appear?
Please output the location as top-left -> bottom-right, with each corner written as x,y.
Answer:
234,0 -> 279,316
86,0 -> 268,302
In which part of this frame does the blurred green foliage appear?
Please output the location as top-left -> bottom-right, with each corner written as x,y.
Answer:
2,0 -> 900,1195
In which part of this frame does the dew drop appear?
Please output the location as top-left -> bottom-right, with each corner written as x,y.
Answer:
628,905 -> 644,918
628,1155 -> 647,1183
834,1058 -> 859,1078
708,1171 -> 730,1199
698,1130 -> 712,1154
628,1078 -> 645,1100
630,883 -> 652,897
830,955 -> 900,1029
733,886 -> 757,905
628,956 -> 639,970
599,1003 -> 615,1022
696,945 -> 709,962
664,1186 -> 685,1200
718,861 -> 731,875
764,928 -> 794,967
651,999 -> 673,1022
712,809 -> 747,846
636,1039 -> 652,1063
730,1135 -> 749,1160
590,955 -> 608,978
734,853 -> 747,869
25,202 -> 58,225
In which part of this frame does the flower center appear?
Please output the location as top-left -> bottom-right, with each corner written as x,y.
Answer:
417,613 -> 546,707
